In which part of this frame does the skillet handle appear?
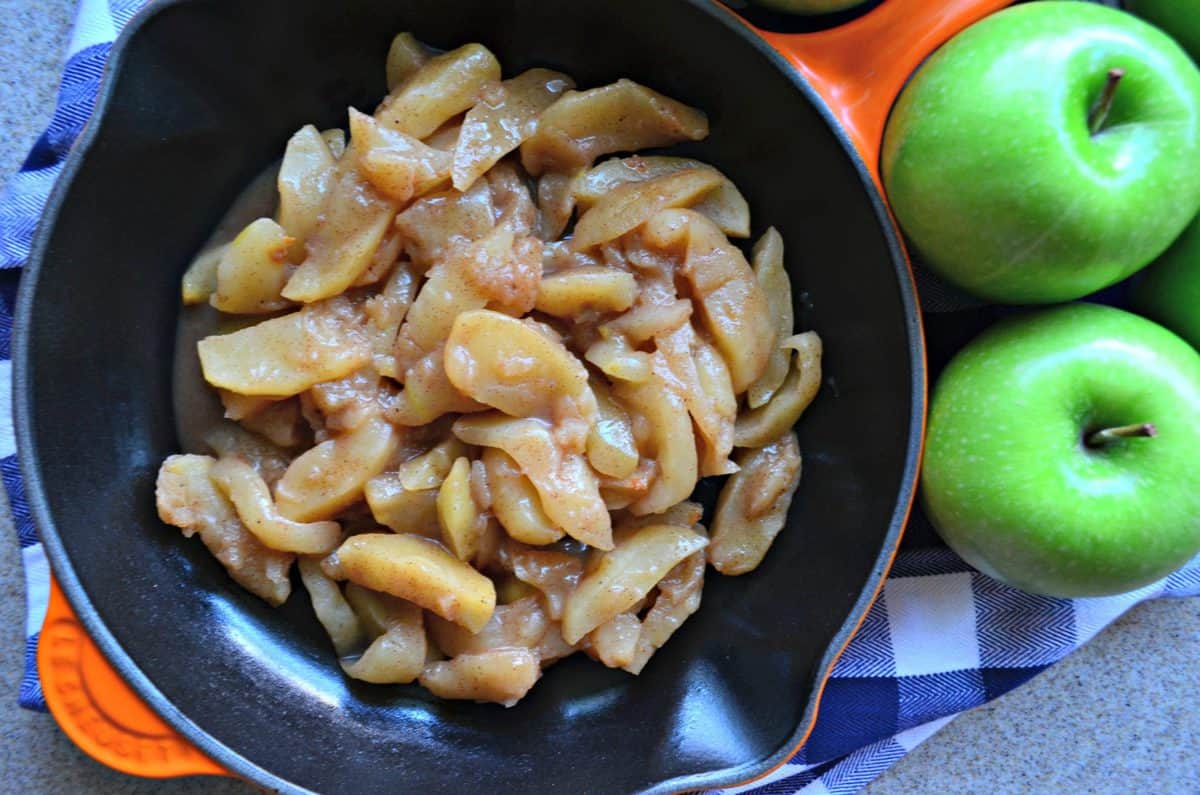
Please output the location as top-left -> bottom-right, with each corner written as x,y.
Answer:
735,0 -> 1013,184
38,576 -> 231,779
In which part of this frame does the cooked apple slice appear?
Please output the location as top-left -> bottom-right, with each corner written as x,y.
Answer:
534,266 -> 637,317
396,437 -> 470,491
419,648 -> 540,706
709,432 -> 802,575
572,169 -> 723,251
734,332 -> 823,448
426,596 -> 549,657
364,473 -> 441,538
394,179 -> 495,273
520,79 -> 708,176
623,548 -> 705,674
333,533 -> 496,633
585,375 -> 639,479
350,109 -> 453,203
202,423 -> 292,486
298,556 -> 364,656
453,68 -> 575,191
585,337 -> 653,384
453,414 -> 612,550
510,546 -> 583,621
181,243 -> 226,305
277,125 -> 337,254
613,357 -> 698,515
208,219 -> 292,317
274,415 -> 399,522
576,155 -> 750,238
375,43 -> 501,139
210,457 -> 341,554
281,159 -> 398,304
384,32 -> 433,90
561,523 -> 707,644
673,209 -> 775,393
483,448 -> 563,545
340,584 -> 426,684
387,345 -> 487,426
437,456 -> 486,560
603,298 -> 692,345
197,298 -> 370,396
746,228 -> 794,408
444,310 -> 597,422
155,454 -> 293,606
655,323 -> 736,477
587,612 -> 641,669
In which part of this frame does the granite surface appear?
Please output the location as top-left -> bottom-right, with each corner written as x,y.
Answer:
0,1 -> 1196,793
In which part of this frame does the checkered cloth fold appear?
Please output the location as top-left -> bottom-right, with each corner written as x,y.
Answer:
2,3 -> 1197,793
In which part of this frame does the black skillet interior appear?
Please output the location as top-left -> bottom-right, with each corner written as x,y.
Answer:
18,0 -> 920,792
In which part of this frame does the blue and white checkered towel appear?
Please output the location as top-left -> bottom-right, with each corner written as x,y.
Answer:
3,2 -> 1198,793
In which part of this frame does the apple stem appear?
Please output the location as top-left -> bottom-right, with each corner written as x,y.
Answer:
1085,423 -> 1157,448
1088,68 -> 1125,136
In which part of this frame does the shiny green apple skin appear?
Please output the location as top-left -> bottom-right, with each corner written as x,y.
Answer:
922,304 -> 1200,598
748,0 -> 867,14
1132,218 -> 1200,349
883,2 -> 1200,304
1125,0 -> 1199,62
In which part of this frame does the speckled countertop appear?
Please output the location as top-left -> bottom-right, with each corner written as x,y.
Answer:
0,1 -> 1197,793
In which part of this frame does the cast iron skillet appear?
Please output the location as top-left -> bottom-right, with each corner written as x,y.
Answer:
17,0 -> 937,791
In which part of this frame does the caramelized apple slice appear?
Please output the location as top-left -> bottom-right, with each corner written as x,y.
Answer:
444,310 -> 597,421
709,432 -> 802,575
298,556 -> 364,656
613,357 -> 698,515
197,298 -> 370,397
520,79 -> 708,176
746,228 -> 794,408
376,43 -> 501,139
277,125 -> 337,253
453,68 -> 575,191
453,414 -> 612,550
623,548 -> 705,674
340,584 -> 426,684
281,159 -> 398,304
734,332 -> 823,448
576,155 -> 750,238
437,456 -> 486,560
155,454 -> 293,606
274,416 -> 399,522
561,524 -> 707,644
535,266 -> 637,317
585,376 -> 639,480
350,109 -> 453,203
384,32 -> 433,90
211,457 -> 341,554
572,169 -> 723,251
333,533 -> 496,633
364,473 -> 441,538
426,596 -> 549,657
419,649 -> 539,707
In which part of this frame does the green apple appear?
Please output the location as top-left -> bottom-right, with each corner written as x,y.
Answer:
1132,217 -> 1200,349
882,2 -> 1200,304
922,303 -> 1200,597
1125,0 -> 1199,62
747,0 -> 867,14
